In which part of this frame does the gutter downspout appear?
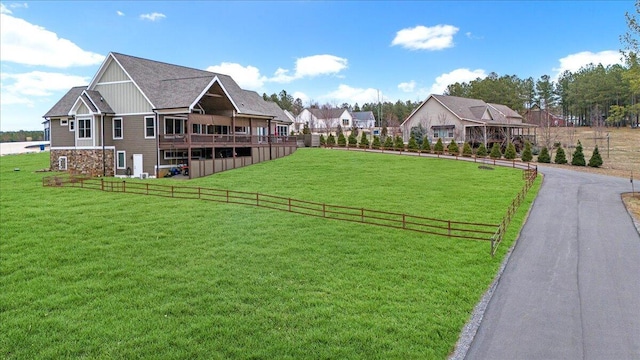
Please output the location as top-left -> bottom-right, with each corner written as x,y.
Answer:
155,112 -> 160,178
268,118 -> 272,160
102,115 -> 106,177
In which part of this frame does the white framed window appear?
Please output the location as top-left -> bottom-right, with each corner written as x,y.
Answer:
116,151 -> 126,169
60,119 -> 68,126
145,116 -> 156,138
69,120 -> 75,132
78,118 -> 92,139
164,150 -> 188,159
342,119 -> 349,126
165,117 -> 186,135
113,118 -> 123,139
192,123 -> 203,134
58,156 -> 67,170
234,126 -> 248,134
276,125 -> 288,136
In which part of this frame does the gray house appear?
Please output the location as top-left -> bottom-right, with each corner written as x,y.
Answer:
43,52 -> 295,179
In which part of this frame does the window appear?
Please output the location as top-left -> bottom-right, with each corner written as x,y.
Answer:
116,151 -> 126,169
44,122 -> 50,141
214,125 -> 230,134
276,125 -> 288,136
234,126 -> 248,134
192,123 -> 203,134
113,118 -> 123,139
164,150 -> 188,159
342,118 -> 349,126
145,116 -> 156,138
69,120 -> 75,132
58,156 -> 67,170
78,118 -> 91,138
165,117 -> 186,135
60,119 -> 68,126
432,126 -> 455,139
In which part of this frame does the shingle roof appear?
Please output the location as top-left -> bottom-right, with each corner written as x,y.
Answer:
110,52 -> 282,118
432,94 -> 488,122
44,86 -> 86,118
351,111 -> 375,121
308,107 -> 347,119
84,90 -> 115,114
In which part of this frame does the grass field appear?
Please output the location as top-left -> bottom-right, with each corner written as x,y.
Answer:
0,149 -> 539,359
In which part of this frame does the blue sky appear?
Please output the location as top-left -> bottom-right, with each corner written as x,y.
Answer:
0,1 -> 631,131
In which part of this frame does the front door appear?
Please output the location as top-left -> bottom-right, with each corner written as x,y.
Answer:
133,154 -> 143,177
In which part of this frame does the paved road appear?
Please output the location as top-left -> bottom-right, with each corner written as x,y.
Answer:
466,166 -> 640,359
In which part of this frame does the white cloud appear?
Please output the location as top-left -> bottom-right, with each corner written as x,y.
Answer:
0,11 -> 104,67
206,62 -> 267,90
270,55 -> 348,83
429,68 -> 487,95
1,71 -> 89,106
553,50 -> 624,78
292,91 -> 309,104
140,12 -> 166,21
391,25 -> 459,51
398,80 -> 416,92
0,3 -> 11,14
117,10 -> 125,16
321,84 -> 380,105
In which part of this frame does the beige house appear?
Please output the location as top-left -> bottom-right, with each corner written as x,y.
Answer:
400,94 -> 537,148
43,52 -> 295,179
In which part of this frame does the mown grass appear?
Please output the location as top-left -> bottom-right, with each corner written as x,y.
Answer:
0,149 -> 540,359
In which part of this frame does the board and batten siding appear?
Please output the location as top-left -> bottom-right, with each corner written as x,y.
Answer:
99,60 -> 129,82
94,82 -> 152,114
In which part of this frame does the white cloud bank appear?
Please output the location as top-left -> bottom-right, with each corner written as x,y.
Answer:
428,68 -> 487,95
391,25 -> 459,51
206,54 -> 348,90
321,85 -> 380,106
1,71 -> 89,106
553,50 -> 624,78
0,8 -> 104,68
398,80 -> 416,92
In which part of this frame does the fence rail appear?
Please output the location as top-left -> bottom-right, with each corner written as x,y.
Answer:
43,175 -> 498,244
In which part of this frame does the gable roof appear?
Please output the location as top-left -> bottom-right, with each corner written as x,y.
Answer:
351,111 -> 375,121
46,52 -> 287,120
307,107 -> 349,119
402,94 -> 523,126
44,86 -> 86,118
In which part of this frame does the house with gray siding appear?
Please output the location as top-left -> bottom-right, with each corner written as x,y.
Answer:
43,52 -> 295,179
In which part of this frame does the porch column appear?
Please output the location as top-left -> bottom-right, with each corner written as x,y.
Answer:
483,125 -> 487,147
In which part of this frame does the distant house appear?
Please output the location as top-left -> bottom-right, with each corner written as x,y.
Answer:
43,52 -> 295,179
523,104 -> 565,127
351,111 -> 376,129
296,107 -> 352,133
400,94 -> 537,147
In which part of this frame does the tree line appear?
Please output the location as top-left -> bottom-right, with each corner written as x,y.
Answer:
0,131 -> 46,143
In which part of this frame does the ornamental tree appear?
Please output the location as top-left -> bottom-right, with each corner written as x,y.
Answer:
407,135 -> 419,152
571,140 -> 586,166
448,139 -> 459,155
504,142 -> 517,160
433,138 -> 444,153
462,142 -> 473,157
537,147 -> 551,163
588,145 -> 603,167
521,141 -> 533,162
394,135 -> 405,151
476,143 -> 488,157
490,143 -> 502,159
554,146 -> 567,164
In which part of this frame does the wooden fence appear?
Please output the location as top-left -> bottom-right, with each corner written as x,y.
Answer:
43,175 -> 498,244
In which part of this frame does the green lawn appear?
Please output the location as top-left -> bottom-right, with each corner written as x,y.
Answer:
0,149 -> 540,359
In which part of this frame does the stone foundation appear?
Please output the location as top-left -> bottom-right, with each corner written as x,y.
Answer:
51,149 -> 114,177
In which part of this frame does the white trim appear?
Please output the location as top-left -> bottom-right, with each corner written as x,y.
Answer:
153,108 -> 190,115
76,117 -> 93,140
96,80 -> 133,85
82,90 -> 102,115
51,146 -> 116,150
116,150 -> 126,169
58,156 -> 67,170
68,119 -> 75,131
112,112 -> 155,117
69,95 -> 95,116
189,76 -> 239,113
87,53 -> 156,108
144,116 -> 156,139
60,119 -> 68,126
112,117 -> 123,139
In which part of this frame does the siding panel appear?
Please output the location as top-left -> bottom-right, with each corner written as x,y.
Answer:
99,61 -> 129,82
95,83 -> 152,114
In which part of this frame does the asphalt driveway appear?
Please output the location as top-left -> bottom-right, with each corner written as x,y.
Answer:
465,166 -> 640,359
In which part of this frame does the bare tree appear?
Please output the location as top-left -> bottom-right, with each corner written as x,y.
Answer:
318,103 -> 339,135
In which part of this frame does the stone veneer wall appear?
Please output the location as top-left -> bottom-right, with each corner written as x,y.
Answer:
51,149 -> 114,177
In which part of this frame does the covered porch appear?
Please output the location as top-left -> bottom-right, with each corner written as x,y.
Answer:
465,123 -> 537,151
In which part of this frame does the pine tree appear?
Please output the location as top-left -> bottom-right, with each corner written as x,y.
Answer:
447,139 -> 459,155
462,142 -> 473,157
348,132 -> 357,147
571,140 -> 586,166
383,136 -> 394,149
407,135 -> 419,152
476,143 -> 488,157
433,138 -> 444,154
372,135 -> 381,149
504,142 -> 517,160
319,134 -> 326,146
394,135 -> 405,151
337,133 -> 346,147
490,143 -> 502,159
359,132 -> 369,148
327,134 -> 336,146
554,147 -> 567,164
421,137 -> 431,153
588,145 -> 603,167
302,123 -> 310,134
521,141 -> 533,162
537,147 -> 551,163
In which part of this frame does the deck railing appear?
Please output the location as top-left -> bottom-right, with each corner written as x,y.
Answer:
159,134 -> 297,147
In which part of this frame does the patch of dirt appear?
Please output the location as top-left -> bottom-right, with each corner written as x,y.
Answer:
622,193 -> 640,231
535,127 -> 639,179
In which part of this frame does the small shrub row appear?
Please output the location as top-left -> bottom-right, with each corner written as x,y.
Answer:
537,140 -> 603,167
